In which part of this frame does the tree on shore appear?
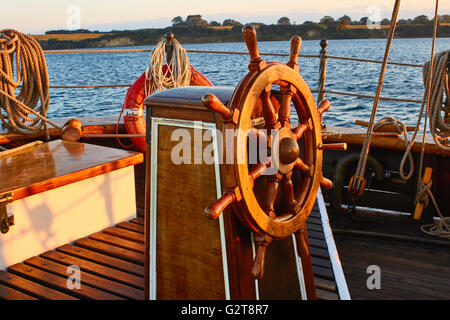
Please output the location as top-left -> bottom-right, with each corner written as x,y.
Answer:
223,19 -> 242,27
320,16 -> 335,25
277,17 -> 291,25
413,15 -> 430,24
171,16 -> 183,26
337,15 -> 351,26
186,15 -> 208,27
209,21 -> 220,26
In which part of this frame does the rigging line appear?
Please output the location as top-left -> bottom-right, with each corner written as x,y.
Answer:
43,49 -> 423,68
349,0 -> 401,195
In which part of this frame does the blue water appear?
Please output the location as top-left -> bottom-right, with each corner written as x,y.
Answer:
44,37 -> 450,128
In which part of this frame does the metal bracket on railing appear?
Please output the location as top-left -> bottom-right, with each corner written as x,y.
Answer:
0,193 -> 14,234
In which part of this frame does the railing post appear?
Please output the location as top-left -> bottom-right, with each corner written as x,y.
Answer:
317,39 -> 328,104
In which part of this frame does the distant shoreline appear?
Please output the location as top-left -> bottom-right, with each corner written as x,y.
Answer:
35,24 -> 450,50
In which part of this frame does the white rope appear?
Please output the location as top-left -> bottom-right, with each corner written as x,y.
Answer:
145,37 -> 191,96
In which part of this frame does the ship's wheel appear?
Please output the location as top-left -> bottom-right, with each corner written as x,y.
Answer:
202,26 -> 345,289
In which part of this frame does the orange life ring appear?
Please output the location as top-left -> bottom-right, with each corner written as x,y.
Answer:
121,65 -> 213,153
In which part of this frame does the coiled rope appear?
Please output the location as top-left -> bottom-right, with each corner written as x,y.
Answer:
144,36 -> 191,95
0,29 -> 62,140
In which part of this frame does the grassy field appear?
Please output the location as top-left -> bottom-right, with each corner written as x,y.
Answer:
32,33 -> 107,41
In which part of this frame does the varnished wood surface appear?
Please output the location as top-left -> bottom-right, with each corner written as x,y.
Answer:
154,125 -> 226,299
0,140 -> 143,201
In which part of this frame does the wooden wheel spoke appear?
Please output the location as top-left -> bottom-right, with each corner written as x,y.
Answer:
292,119 -> 311,140
260,88 -> 279,129
281,174 -> 297,211
248,127 -> 268,145
294,158 -> 313,176
249,163 -> 267,187
279,86 -> 295,127
262,174 -> 281,216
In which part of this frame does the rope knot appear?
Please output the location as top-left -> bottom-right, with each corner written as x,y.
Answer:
414,179 -> 432,208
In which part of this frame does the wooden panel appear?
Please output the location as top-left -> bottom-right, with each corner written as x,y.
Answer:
74,238 -> 145,265
154,124 -> 226,299
56,244 -> 144,276
40,250 -> 144,289
0,140 -> 143,201
24,256 -> 143,299
103,227 -> 144,243
8,263 -> 122,300
222,209 -> 257,299
258,236 -> 301,300
89,233 -> 145,253
0,270 -> 77,300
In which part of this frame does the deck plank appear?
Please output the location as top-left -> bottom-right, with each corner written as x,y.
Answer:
74,238 -> 145,265
40,250 -> 144,289
103,227 -> 144,243
89,233 -> 145,253
116,222 -> 144,234
56,244 -> 144,276
0,282 -> 38,300
0,270 -> 77,300
24,256 -> 144,299
129,217 -> 144,225
8,263 -> 123,300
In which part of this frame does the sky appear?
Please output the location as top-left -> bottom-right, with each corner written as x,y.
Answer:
3,0 -> 449,34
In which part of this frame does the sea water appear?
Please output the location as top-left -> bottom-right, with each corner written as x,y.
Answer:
44,37 -> 450,128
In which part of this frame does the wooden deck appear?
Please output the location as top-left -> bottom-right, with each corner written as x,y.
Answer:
0,218 -> 145,300
0,201 -> 346,300
328,208 -> 450,300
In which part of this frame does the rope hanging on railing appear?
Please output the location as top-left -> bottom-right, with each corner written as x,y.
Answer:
0,29 -> 62,139
145,35 -> 191,95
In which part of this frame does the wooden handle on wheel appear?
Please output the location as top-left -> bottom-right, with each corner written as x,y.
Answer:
242,25 -> 266,71
202,94 -> 233,119
251,234 -> 272,279
205,192 -> 235,220
288,36 -> 302,70
242,25 -> 259,61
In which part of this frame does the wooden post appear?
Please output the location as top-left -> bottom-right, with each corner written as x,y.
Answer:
317,39 -> 328,104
